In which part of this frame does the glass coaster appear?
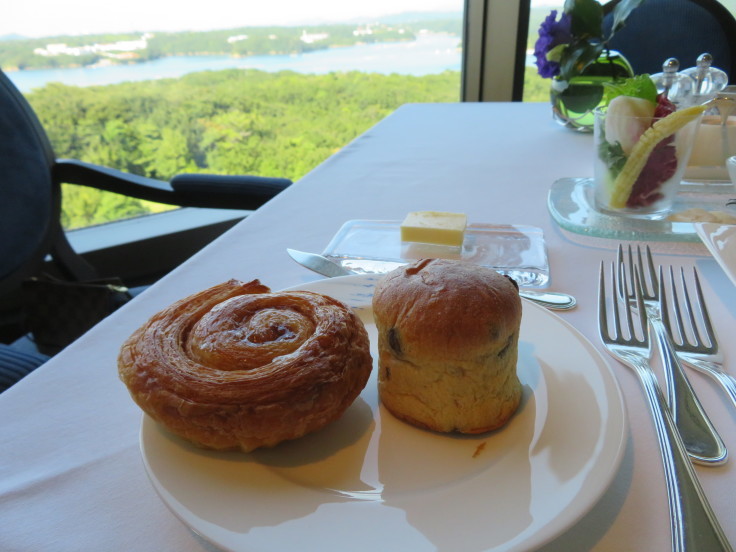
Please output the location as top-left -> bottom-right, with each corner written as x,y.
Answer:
548,177 -> 736,243
322,220 -> 550,288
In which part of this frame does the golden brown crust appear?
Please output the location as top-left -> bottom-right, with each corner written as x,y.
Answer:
372,259 -> 522,434
118,279 -> 372,452
373,259 -> 521,360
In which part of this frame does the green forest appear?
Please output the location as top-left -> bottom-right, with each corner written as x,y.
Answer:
25,68 -> 468,229
24,66 -> 548,230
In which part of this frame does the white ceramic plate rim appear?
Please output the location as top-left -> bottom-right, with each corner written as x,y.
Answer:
139,274 -> 627,552
695,222 -> 736,287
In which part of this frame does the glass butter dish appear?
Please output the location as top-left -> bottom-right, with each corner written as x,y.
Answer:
322,220 -> 550,287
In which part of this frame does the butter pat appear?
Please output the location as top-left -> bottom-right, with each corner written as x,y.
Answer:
400,211 -> 467,246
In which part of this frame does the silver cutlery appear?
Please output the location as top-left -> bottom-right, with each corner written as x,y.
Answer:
286,248 -> 577,310
618,245 -> 726,465
598,261 -> 732,552
662,266 -> 736,409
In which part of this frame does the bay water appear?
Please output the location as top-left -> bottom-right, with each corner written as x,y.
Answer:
8,33 -> 461,92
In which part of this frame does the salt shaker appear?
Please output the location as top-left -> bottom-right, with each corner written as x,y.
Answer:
682,53 -> 728,104
650,58 -> 693,106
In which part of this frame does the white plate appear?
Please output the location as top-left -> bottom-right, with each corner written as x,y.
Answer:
695,223 -> 736,287
140,275 -> 627,552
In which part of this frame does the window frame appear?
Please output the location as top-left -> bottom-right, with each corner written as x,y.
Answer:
462,0 -> 531,102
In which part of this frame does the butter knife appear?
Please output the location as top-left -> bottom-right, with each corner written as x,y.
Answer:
286,249 -> 577,310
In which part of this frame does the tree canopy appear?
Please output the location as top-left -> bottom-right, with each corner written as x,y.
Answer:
26,68 -> 461,229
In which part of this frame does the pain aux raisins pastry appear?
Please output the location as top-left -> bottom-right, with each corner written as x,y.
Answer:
372,259 -> 522,434
118,279 -> 372,452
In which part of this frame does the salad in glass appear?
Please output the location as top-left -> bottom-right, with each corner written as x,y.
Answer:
593,76 -> 707,219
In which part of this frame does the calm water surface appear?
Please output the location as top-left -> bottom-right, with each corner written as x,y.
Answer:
8,33 -> 461,92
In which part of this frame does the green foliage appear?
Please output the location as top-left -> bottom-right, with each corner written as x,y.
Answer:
26,68 -> 460,229
564,0 -> 604,40
602,73 -> 657,104
597,135 -> 627,179
60,184 -> 149,228
538,0 -> 643,83
522,68 -> 550,102
609,0 -> 646,35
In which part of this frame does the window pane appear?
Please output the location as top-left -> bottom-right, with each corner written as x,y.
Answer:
1,1 -> 464,230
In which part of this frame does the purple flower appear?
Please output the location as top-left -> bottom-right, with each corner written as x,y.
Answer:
534,10 -> 572,78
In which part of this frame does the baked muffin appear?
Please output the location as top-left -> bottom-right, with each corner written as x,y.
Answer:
372,259 -> 522,434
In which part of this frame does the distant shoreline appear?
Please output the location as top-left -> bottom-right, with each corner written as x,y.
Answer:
2,16 -> 462,73
9,33 -> 462,93
3,36 -> 422,73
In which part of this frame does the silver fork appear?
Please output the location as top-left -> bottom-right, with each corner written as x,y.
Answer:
662,266 -> 736,408
599,262 -> 732,552
618,244 -> 727,465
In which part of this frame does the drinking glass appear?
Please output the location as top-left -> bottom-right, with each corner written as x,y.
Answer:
685,87 -> 736,183
685,115 -> 736,181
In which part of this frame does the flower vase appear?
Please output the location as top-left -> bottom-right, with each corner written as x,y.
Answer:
550,50 -> 634,132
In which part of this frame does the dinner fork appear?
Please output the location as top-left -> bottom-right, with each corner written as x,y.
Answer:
661,266 -> 736,409
599,262 -> 732,552
618,244 -> 726,465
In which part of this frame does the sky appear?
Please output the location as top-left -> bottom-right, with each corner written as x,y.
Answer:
4,0 -> 459,38
3,0 -> 562,39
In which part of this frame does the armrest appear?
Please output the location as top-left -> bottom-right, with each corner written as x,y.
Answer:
53,159 -> 179,204
171,174 -> 292,210
52,159 -> 291,210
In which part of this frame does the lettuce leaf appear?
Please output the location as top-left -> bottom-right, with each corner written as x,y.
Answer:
603,75 -> 658,105
599,137 -> 627,179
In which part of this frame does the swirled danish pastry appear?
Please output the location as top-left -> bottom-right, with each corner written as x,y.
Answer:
118,279 -> 372,452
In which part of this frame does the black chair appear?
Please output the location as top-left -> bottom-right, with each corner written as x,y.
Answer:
603,0 -> 736,82
0,69 -> 292,390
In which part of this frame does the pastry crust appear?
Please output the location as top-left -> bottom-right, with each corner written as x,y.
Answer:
118,279 -> 372,452
372,259 -> 522,434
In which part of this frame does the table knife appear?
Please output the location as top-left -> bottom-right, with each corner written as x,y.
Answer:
287,248 -> 353,278
286,249 -> 577,310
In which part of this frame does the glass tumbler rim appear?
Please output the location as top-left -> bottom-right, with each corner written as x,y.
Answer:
594,104 -> 670,120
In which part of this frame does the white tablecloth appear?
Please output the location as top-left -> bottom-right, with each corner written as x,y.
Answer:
2,102 -> 735,551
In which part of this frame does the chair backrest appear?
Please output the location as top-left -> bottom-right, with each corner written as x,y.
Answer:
604,0 -> 736,83
0,70 -> 59,296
